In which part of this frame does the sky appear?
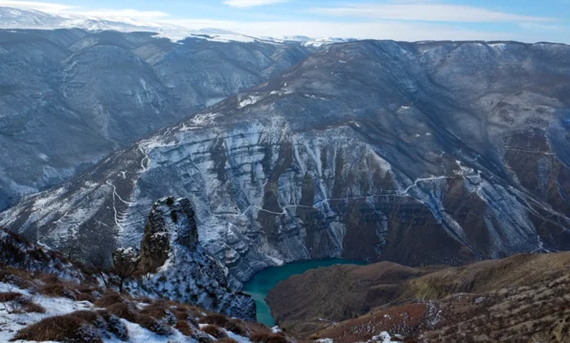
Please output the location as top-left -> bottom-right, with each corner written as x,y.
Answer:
1,0 -> 569,43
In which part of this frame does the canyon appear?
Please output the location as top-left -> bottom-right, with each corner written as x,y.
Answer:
2,39 -> 570,286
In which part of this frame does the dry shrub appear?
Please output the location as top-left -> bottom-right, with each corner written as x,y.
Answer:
140,301 -> 177,325
173,307 -> 190,320
0,292 -> 45,314
18,297 -> 46,313
195,329 -> 216,343
75,285 -> 101,303
77,292 -> 97,303
200,314 -> 230,326
0,292 -> 22,302
39,273 -> 60,284
136,314 -> 172,336
39,283 -> 76,300
106,303 -> 139,322
94,291 -> 126,308
13,310 -> 130,343
97,310 -> 129,341
173,305 -> 199,326
250,332 -> 288,343
0,269 -> 33,289
176,320 -> 195,336
138,296 -> 153,304
200,314 -> 247,336
214,339 -> 239,343
12,314 -> 103,343
202,324 -> 228,339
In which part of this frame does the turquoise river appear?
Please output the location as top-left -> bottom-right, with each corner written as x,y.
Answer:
242,259 -> 366,326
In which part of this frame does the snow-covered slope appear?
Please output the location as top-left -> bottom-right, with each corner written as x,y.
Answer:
0,27 -> 310,211
3,40 -> 570,284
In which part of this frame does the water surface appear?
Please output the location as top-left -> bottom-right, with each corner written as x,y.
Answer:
243,258 -> 366,326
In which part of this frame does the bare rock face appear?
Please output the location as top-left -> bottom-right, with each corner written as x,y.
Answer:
139,197 -> 198,273
138,197 -> 255,320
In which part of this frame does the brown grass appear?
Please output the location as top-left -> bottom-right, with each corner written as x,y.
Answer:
200,314 -> 247,336
0,292 -> 22,302
140,301 -> 176,324
0,268 -> 34,289
106,303 -> 139,322
77,292 -> 97,302
12,313 -> 103,343
94,291 -> 126,308
97,310 -> 129,341
202,324 -> 229,339
38,283 -> 76,299
175,320 -> 195,336
250,332 -> 288,343
0,291 -> 45,314
18,298 -> 46,313
136,314 -> 172,336
214,339 -> 239,343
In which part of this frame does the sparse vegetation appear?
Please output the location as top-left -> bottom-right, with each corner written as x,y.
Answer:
200,314 -> 248,336
202,324 -> 229,339
250,331 -> 288,343
12,312 -> 104,343
0,291 -> 45,314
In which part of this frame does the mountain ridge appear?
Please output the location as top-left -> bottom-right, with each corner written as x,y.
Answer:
0,27 -> 312,210
2,39 -> 569,285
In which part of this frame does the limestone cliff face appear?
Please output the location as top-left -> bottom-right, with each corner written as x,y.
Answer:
137,197 -> 255,320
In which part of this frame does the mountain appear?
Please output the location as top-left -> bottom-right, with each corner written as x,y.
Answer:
2,40 -> 570,284
267,252 -> 570,342
0,27 -> 310,210
0,6 -> 349,44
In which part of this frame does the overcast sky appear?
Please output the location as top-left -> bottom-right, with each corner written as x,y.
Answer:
1,0 -> 569,43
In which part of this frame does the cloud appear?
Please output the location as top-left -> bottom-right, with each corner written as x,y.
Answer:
310,2 -> 554,23
73,9 -> 170,21
222,0 -> 288,8
168,19 -> 517,42
0,0 -> 73,13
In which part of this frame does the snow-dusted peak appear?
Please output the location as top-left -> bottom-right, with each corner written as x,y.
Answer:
0,6 -> 354,44
0,6 -> 257,43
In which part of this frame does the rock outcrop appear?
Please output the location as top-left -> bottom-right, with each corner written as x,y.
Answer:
137,197 -> 255,320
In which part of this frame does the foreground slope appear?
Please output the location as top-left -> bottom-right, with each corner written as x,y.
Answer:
2,40 -> 570,282
0,28 -> 310,209
0,230 -> 283,343
268,252 -> 570,342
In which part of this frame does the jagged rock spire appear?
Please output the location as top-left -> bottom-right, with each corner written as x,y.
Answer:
137,197 -> 255,320
139,197 -> 199,274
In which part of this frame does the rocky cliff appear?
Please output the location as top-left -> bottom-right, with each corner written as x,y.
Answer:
2,40 -> 570,283
136,197 -> 255,320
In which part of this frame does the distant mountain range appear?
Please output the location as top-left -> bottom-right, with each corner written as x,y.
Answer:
0,6 -> 351,45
